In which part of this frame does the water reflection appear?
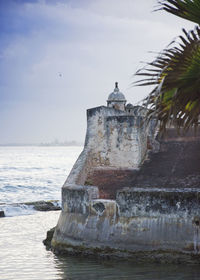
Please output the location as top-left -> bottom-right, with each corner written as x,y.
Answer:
1,211 -> 200,280
54,253 -> 200,280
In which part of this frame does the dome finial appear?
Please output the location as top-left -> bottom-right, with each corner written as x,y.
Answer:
107,82 -> 126,110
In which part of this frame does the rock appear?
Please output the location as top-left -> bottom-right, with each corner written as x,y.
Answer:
43,227 -> 55,248
0,210 -> 5,217
24,200 -> 61,211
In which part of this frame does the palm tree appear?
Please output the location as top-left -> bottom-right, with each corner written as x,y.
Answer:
134,0 -> 200,132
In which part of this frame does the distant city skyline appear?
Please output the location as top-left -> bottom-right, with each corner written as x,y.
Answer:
0,0 -> 194,144
0,139 -> 83,146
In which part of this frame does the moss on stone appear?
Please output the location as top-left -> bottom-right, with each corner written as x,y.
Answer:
51,239 -> 200,264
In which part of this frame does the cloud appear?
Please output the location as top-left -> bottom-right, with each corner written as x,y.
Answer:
0,0 -> 195,144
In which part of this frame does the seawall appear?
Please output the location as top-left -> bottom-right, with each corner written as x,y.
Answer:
51,105 -> 200,263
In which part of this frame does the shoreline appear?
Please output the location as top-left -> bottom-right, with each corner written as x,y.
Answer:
0,200 -> 61,218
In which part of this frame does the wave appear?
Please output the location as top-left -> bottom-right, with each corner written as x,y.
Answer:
1,204 -> 36,217
0,200 -> 61,217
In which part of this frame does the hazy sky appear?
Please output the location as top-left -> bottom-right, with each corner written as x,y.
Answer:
0,0 -> 194,144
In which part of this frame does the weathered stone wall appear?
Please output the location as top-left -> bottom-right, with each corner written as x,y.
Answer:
52,104 -> 160,260
52,186 -> 200,262
63,106 -> 129,186
85,168 -> 137,199
116,187 -> 200,218
62,184 -> 99,214
50,104 -> 200,263
63,105 -> 153,188
52,127 -> 200,262
63,149 -> 91,185
85,106 -> 151,169
126,128 -> 200,189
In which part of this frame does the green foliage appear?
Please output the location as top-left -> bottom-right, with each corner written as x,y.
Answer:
158,0 -> 200,25
134,0 -> 200,131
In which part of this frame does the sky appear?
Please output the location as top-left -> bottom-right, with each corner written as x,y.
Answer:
0,0 -> 195,144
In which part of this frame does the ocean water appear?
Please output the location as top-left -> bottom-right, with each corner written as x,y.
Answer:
0,146 -> 82,216
1,146 -> 200,280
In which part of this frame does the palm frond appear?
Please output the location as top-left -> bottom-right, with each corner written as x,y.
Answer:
157,0 -> 200,25
134,26 -> 200,131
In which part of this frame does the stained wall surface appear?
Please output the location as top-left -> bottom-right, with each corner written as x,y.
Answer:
52,104 -> 200,263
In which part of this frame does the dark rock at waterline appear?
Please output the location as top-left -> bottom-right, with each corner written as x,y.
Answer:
24,200 -> 61,211
43,227 -> 55,248
0,200 -> 61,217
0,210 -> 5,218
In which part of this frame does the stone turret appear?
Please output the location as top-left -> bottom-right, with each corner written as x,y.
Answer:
107,82 -> 126,111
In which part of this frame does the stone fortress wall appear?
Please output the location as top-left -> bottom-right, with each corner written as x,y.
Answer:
52,83 -> 200,263
65,105 -> 155,185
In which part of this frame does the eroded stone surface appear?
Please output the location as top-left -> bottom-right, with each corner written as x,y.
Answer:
85,168 -> 137,199
130,128 -> 200,189
116,188 -> 200,218
51,91 -> 200,263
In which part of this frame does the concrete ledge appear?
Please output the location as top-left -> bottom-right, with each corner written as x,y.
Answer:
62,184 -> 99,214
116,187 -> 200,218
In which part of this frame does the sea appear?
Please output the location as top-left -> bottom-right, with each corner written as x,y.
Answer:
1,146 -> 200,280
